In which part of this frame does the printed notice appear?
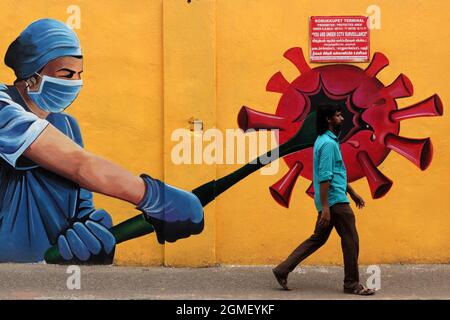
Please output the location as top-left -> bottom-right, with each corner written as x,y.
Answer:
310,16 -> 369,62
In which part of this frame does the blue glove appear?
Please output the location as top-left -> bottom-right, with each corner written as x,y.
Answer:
137,174 -> 204,244
57,209 -> 116,261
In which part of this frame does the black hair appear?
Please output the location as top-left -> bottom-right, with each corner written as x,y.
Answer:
316,102 -> 342,135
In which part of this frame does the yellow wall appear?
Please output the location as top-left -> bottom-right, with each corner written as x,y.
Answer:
215,0 -> 450,265
0,0 -> 448,266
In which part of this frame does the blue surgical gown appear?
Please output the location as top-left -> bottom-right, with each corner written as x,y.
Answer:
0,83 -> 109,262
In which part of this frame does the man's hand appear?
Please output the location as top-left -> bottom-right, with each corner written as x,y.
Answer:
319,181 -> 331,227
347,184 -> 365,209
350,192 -> 365,209
319,206 -> 331,228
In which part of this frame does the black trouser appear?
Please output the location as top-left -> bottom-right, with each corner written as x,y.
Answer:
275,203 -> 360,289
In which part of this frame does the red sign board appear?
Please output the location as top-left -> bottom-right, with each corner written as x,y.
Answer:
310,16 -> 370,63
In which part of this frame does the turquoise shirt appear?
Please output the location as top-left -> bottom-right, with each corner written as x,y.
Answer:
313,130 -> 349,212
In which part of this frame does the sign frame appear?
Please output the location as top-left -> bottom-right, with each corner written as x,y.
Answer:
309,15 -> 370,63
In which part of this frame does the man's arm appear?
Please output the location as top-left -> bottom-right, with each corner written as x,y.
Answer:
319,181 -> 331,227
24,125 -> 145,205
317,142 -> 335,227
346,183 -> 356,197
346,183 -> 365,209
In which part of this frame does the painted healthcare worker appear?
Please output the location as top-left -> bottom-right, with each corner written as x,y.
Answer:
0,19 -> 204,263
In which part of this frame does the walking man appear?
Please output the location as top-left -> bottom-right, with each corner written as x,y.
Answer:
272,103 -> 376,295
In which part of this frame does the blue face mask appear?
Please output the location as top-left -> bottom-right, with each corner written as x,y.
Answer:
27,73 -> 83,113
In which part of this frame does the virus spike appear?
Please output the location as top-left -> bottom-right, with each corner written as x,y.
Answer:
385,134 -> 433,170
390,94 -> 444,122
305,182 -> 314,198
283,47 -> 311,73
269,162 -> 303,208
365,52 -> 389,77
385,74 -> 413,98
237,106 -> 289,131
266,71 -> 291,93
357,151 -> 393,199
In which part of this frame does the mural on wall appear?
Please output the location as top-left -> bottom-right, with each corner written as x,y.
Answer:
0,18 -> 204,264
238,47 -> 444,207
0,19 -> 116,264
0,17 -> 444,264
55,45 -> 445,263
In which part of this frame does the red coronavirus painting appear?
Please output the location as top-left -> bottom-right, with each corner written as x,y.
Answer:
238,47 -> 444,208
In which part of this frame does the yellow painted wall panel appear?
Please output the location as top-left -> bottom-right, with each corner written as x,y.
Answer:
162,0 -> 217,266
216,0 -> 450,265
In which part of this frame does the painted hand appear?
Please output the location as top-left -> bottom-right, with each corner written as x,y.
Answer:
57,209 -> 116,261
137,174 -> 204,244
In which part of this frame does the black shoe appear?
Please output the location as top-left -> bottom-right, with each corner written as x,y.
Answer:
272,268 -> 290,290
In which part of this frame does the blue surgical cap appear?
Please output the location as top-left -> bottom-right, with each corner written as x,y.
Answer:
4,18 -> 82,80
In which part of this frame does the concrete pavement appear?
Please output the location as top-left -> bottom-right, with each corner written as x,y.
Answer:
0,264 -> 448,299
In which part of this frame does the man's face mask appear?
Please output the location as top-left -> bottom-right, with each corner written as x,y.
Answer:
27,73 -> 83,113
